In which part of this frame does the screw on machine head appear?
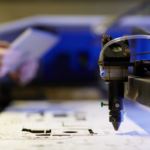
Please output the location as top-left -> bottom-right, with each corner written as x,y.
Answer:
115,103 -> 120,108
101,102 -> 109,107
102,34 -> 108,42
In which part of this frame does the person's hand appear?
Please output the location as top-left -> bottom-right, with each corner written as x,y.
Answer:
7,57 -> 39,86
0,41 -> 39,85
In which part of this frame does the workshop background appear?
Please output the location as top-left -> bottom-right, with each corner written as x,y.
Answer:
0,0 -> 146,23
0,0 -> 149,104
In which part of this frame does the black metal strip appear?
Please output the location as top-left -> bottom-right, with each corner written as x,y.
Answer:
103,62 -> 134,66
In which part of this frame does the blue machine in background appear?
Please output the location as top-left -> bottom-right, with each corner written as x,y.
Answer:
41,28 -> 100,85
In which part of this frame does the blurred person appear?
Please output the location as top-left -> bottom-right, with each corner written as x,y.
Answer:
0,40 -> 39,110
0,40 -> 39,85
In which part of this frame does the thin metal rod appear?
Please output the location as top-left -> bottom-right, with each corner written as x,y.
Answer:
131,51 -> 150,56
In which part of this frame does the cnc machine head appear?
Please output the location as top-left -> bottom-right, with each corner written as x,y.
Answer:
98,34 -> 130,131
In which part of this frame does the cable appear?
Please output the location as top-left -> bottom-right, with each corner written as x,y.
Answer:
99,35 -> 150,73
99,35 -> 150,61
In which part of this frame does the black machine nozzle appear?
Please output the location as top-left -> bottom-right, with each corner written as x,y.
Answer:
109,81 -> 124,131
112,122 -> 121,131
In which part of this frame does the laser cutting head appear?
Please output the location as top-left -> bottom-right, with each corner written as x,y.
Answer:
98,34 -> 130,131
